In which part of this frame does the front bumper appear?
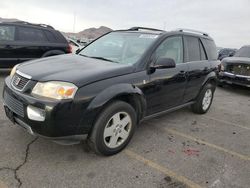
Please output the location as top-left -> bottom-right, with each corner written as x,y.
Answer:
3,76 -> 89,142
218,71 -> 250,87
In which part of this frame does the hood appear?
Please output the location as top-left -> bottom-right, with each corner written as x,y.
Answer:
17,54 -> 135,87
222,57 -> 250,65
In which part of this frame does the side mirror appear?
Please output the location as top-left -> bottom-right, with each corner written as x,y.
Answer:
152,58 -> 176,69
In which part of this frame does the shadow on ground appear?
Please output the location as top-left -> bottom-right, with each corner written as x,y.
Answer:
218,84 -> 250,96
0,70 -> 11,78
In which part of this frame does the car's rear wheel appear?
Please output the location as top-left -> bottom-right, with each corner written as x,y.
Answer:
88,101 -> 136,156
191,83 -> 215,114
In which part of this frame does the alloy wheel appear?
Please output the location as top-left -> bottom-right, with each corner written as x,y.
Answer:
103,112 -> 132,149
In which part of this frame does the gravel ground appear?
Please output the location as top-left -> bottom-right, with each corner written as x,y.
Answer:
0,70 -> 249,188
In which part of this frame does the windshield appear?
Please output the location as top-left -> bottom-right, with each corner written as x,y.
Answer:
234,46 -> 250,58
79,32 -> 159,64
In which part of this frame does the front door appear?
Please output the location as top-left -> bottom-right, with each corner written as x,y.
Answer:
144,36 -> 188,115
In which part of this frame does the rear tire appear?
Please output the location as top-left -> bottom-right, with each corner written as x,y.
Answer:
191,83 -> 215,114
88,101 -> 137,156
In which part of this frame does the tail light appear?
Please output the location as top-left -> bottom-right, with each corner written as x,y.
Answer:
67,44 -> 73,53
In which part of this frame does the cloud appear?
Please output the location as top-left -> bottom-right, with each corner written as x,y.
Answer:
0,0 -> 249,48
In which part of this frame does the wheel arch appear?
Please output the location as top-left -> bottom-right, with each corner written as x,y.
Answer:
87,84 -> 147,125
194,72 -> 217,100
202,71 -> 217,88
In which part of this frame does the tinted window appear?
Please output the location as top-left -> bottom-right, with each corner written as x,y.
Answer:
234,46 -> 250,58
201,39 -> 217,60
54,31 -> 67,43
155,36 -> 183,64
17,27 -> 47,42
44,30 -> 57,42
199,41 -> 207,60
185,36 -> 200,62
0,25 -> 15,41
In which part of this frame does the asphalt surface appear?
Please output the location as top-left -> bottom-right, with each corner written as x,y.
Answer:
0,70 -> 249,188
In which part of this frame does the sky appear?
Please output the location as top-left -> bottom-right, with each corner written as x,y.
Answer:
1,0 -> 250,48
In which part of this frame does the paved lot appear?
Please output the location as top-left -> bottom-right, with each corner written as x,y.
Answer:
0,70 -> 249,188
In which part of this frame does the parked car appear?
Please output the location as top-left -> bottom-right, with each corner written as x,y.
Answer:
67,37 -> 84,53
3,27 -> 219,155
218,45 -> 250,87
0,21 -> 72,68
218,48 -> 237,61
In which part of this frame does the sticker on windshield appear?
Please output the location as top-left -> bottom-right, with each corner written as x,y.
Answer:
139,34 -> 158,39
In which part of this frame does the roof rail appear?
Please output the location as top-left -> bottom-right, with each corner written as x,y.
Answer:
7,21 -> 54,29
175,28 -> 209,36
129,27 -> 165,32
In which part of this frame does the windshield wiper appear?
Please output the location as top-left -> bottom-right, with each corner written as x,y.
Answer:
79,54 -> 119,63
89,56 -> 118,63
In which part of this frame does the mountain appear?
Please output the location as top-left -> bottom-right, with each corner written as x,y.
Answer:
63,26 -> 113,39
0,17 -> 20,22
0,17 -> 112,40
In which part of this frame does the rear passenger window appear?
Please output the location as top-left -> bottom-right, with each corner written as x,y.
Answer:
44,30 -> 57,42
17,27 -> 48,42
199,41 -> 207,60
184,36 -> 200,62
0,26 -> 15,41
201,39 -> 218,60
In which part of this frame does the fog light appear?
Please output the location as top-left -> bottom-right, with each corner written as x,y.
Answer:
27,105 -> 45,121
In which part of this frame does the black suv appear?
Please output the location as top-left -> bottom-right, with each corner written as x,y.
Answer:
0,21 -> 71,68
3,27 -> 219,155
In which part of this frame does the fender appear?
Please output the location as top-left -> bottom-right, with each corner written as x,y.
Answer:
76,83 -> 147,134
191,70 -> 217,101
201,70 -> 217,86
87,83 -> 146,114
42,50 -> 65,57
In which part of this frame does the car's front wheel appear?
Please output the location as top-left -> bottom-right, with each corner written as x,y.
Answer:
88,101 -> 137,156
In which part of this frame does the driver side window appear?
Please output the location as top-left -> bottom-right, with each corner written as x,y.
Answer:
155,36 -> 183,64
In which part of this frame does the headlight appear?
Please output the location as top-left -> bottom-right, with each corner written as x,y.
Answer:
32,81 -> 78,100
10,64 -> 19,77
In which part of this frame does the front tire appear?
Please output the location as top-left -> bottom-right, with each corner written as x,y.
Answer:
191,83 -> 215,114
88,101 -> 137,156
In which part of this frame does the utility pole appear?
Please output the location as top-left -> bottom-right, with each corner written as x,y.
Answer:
73,12 -> 76,33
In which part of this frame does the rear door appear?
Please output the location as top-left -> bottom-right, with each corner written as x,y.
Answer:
0,25 -> 18,68
182,36 -> 211,102
15,26 -> 49,62
145,36 -> 188,115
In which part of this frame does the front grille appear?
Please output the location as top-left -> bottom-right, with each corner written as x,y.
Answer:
4,91 -> 24,117
11,74 -> 30,91
227,64 -> 250,76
